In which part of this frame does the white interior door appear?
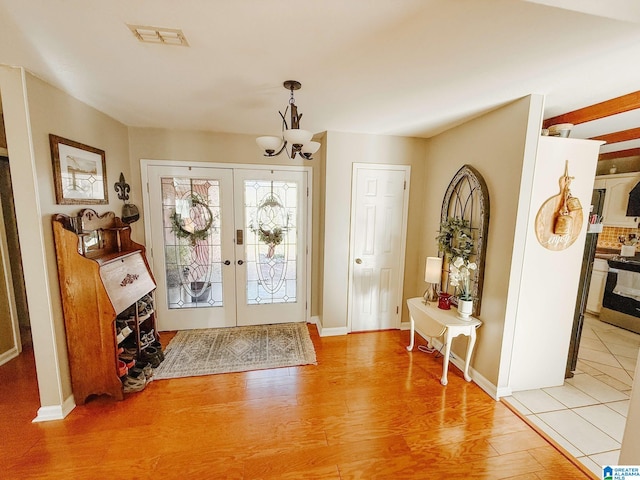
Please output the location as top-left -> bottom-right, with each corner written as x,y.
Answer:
147,165 -> 236,330
234,169 -> 307,326
349,164 -> 410,332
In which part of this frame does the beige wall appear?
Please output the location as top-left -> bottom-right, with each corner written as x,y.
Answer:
0,66 -> 131,412
419,96 -> 540,387
321,132 -> 428,330
127,128 -> 325,317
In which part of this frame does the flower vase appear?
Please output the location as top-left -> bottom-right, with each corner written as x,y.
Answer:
457,299 -> 473,320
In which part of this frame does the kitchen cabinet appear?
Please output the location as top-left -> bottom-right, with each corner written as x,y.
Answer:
586,258 -> 608,314
596,173 -> 640,227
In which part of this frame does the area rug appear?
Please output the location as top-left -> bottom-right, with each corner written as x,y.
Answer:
153,322 -> 317,379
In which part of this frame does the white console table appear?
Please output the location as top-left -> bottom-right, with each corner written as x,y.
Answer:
406,297 -> 482,386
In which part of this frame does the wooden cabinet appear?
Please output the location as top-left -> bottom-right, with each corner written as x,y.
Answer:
52,209 -> 157,404
586,258 -> 608,314
596,173 -> 640,227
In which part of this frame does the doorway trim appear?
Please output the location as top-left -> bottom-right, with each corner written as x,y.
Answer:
0,187 -> 21,365
347,163 -> 411,332
140,159 -> 313,326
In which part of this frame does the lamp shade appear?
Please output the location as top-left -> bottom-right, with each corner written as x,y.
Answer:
256,136 -> 284,153
424,256 -> 442,283
283,128 -> 313,146
301,141 -> 321,155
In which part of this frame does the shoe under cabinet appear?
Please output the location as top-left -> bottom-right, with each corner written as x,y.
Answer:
52,209 -> 163,404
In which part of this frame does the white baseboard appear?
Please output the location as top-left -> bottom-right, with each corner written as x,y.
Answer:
424,336 -> 499,400
400,321 -> 411,331
32,394 -> 76,423
0,346 -> 19,367
317,324 -> 349,337
313,315 -> 350,336
495,386 -> 513,399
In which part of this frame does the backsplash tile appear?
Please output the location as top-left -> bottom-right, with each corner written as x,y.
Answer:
597,226 -> 640,250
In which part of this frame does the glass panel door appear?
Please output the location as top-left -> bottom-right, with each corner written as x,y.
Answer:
162,177 -> 222,309
145,164 -> 308,330
147,166 -> 236,330
235,169 -> 307,326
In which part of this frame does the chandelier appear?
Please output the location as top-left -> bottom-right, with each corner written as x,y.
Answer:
256,80 -> 320,160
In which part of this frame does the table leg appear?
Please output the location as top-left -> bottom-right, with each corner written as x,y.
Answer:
463,326 -> 477,382
441,329 -> 452,386
406,316 -> 415,351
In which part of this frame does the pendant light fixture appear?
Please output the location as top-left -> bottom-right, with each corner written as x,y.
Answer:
256,80 -> 320,160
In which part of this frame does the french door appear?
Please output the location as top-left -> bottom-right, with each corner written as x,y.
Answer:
144,163 -> 308,331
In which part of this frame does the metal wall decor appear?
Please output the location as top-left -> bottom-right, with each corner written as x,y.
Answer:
114,172 -> 140,223
439,165 -> 490,316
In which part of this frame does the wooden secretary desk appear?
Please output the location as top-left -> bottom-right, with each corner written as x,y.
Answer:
52,209 -> 157,404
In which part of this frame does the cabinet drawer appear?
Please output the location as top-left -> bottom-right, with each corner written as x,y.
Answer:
100,252 -> 155,314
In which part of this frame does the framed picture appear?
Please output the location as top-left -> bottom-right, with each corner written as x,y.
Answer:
50,134 -> 108,205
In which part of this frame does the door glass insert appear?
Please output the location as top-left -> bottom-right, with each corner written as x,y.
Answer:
161,177 -> 222,309
245,180 -> 297,305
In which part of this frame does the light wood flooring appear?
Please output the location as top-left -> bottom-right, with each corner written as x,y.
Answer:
1,325 -> 593,479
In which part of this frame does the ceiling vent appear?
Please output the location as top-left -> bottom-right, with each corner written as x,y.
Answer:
127,25 -> 188,46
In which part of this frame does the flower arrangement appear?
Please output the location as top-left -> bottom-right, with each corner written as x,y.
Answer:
436,217 -> 473,260
449,257 -> 477,301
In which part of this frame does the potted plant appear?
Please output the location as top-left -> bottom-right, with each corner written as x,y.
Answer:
449,257 -> 477,319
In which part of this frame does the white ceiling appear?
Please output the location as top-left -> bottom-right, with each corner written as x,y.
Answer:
1,0 -> 640,150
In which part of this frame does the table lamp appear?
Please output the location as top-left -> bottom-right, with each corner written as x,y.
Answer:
423,256 -> 442,304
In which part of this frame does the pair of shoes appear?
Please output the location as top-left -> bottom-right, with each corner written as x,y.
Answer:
140,329 -> 156,348
116,325 -> 133,344
140,345 -> 163,368
132,361 -> 154,382
119,351 -> 136,369
122,373 -> 146,393
151,341 -> 164,361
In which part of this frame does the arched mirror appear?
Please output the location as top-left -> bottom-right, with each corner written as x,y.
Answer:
439,165 -> 490,316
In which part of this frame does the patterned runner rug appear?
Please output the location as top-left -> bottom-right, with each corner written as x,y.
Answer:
154,322 -> 317,379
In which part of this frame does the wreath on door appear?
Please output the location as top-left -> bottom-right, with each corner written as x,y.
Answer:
169,194 -> 216,245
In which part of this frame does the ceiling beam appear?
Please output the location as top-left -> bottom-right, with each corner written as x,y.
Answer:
590,127 -> 640,145
599,147 -> 640,162
543,90 -> 640,128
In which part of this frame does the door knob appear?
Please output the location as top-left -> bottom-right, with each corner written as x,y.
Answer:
237,260 -> 244,265
223,260 -> 231,265
355,258 -> 362,264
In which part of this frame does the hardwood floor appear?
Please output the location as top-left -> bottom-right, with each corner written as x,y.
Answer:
1,325 -> 593,479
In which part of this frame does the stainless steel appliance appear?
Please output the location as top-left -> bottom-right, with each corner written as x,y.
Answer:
566,188 -> 605,378
601,257 -> 640,334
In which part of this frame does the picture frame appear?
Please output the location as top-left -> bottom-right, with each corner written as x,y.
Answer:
49,134 -> 108,205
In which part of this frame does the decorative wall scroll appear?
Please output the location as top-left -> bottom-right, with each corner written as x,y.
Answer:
535,161 -> 583,251
440,165 -> 490,316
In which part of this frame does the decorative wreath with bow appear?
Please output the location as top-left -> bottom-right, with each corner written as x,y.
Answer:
170,194 -> 215,245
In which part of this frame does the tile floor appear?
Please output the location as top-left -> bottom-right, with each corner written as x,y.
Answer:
503,313 -> 639,477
